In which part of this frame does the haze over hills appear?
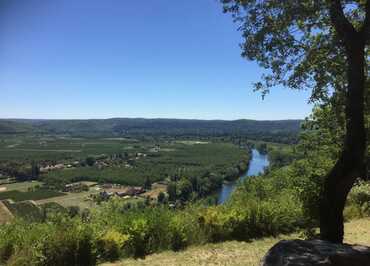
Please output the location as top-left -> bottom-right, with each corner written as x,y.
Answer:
0,118 -> 302,142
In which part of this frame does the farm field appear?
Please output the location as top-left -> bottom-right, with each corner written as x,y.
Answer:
36,190 -> 99,209
0,181 -> 43,192
0,135 -> 143,161
0,189 -> 65,202
0,136 -> 250,210
40,141 -> 249,187
0,180 -> 163,210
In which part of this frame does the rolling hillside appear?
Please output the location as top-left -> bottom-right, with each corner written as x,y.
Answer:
0,118 -> 302,142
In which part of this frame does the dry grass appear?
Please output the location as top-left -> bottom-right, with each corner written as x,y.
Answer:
36,190 -> 99,209
343,217 -> 370,246
0,201 -> 14,224
142,183 -> 167,199
0,181 -> 43,193
101,218 -> 370,266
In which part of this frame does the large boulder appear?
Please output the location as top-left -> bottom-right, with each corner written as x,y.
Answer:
261,239 -> 370,266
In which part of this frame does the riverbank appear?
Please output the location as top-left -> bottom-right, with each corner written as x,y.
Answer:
218,149 -> 269,204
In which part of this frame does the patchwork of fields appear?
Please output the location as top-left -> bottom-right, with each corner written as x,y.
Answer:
0,135 -> 139,161
0,136 -> 249,187
0,136 -> 250,217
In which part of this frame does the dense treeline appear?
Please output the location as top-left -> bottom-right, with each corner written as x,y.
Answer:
0,118 -> 301,143
0,161 -> 40,181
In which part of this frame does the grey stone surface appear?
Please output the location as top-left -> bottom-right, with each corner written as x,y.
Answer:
261,239 -> 370,266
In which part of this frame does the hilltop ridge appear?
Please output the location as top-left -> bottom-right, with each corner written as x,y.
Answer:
0,118 -> 302,143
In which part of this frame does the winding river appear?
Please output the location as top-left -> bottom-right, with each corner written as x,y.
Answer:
217,149 -> 270,204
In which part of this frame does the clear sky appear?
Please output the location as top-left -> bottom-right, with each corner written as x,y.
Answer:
0,0 -> 312,120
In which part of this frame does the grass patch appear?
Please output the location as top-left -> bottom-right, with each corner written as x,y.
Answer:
0,189 -> 65,202
0,201 -> 13,224
3,200 -> 43,222
1,181 -> 43,192
36,190 -> 99,209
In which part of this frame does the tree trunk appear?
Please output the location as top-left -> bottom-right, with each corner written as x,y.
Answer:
320,39 -> 367,243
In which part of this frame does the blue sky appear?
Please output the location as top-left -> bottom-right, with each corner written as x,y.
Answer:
0,0 -> 312,120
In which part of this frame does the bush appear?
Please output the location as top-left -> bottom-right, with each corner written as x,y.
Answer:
97,229 -> 129,261
169,216 -> 188,251
345,181 -> 370,219
41,222 -> 96,266
126,218 -> 150,258
348,181 -> 370,207
0,218 -> 96,266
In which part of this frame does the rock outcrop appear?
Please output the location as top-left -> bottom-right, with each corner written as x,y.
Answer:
261,239 -> 370,266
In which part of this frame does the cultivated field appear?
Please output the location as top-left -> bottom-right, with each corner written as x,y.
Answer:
0,135 -> 141,161
0,181 -> 43,192
40,141 -> 249,187
36,190 -> 99,209
0,189 -> 65,202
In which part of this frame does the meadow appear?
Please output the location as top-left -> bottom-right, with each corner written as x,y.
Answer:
1,181 -> 43,192
0,189 -> 65,202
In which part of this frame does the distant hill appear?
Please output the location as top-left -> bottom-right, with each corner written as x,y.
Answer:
0,120 -> 34,134
0,118 -> 303,143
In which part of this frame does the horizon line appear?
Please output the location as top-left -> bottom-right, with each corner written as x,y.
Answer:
0,117 -> 304,122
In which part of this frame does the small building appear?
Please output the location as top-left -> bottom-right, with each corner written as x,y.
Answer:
126,186 -> 145,196
101,183 -> 113,189
64,182 -> 89,193
112,186 -> 145,197
115,191 -> 127,197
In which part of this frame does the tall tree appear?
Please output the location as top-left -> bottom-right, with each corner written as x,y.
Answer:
221,0 -> 369,243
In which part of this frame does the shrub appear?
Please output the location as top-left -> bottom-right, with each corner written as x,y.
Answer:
0,218 -> 96,266
169,216 -> 188,251
126,218 -> 150,258
97,229 -> 129,261
348,181 -> 370,207
40,221 -> 96,266
344,205 -> 362,221
345,181 -> 370,219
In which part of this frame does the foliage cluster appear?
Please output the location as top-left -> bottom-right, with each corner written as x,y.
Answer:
0,189 -> 304,266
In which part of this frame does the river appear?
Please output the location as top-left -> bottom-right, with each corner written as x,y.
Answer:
217,149 -> 270,204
